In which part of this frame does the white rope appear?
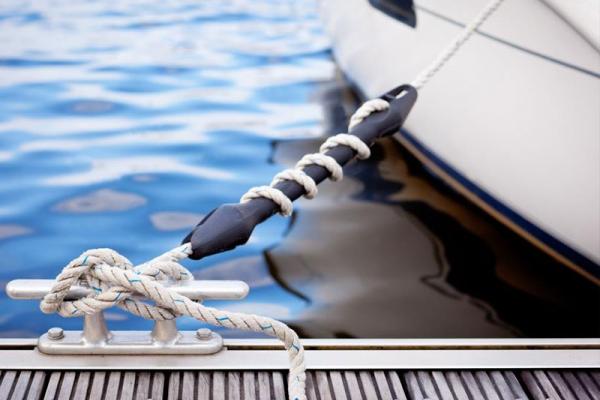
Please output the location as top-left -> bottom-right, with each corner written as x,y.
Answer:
410,0 -> 505,90
296,153 -> 343,181
272,169 -> 318,199
239,0 -> 505,216
241,186 -> 293,217
40,243 -> 306,400
348,98 -> 390,131
239,101 -> 381,215
320,133 -> 371,160
39,4 -> 507,400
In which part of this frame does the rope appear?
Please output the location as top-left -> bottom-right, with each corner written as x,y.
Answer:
239,110 -> 380,216
241,186 -> 294,217
410,0 -> 505,90
41,243 -> 306,400
39,3 -> 506,400
239,0 -> 505,216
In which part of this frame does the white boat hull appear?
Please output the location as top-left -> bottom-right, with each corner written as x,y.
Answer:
321,0 -> 600,281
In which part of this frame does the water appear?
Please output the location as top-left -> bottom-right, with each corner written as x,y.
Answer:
0,0 -> 597,339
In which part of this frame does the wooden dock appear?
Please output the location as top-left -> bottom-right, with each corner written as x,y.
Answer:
0,369 -> 599,399
0,338 -> 598,399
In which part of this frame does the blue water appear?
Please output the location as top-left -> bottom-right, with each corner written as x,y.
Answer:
1,0 -> 597,340
0,0 -> 333,337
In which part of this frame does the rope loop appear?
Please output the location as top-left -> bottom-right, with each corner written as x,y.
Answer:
296,153 -> 343,181
271,169 -> 318,199
320,133 -> 371,160
41,243 -> 306,400
241,185 -> 293,216
348,98 -> 390,131
238,93 -> 387,216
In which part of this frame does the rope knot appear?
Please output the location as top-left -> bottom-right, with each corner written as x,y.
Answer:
40,248 -> 132,315
40,246 -> 192,320
41,243 -> 306,400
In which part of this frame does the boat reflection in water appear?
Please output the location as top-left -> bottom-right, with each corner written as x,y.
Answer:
262,85 -> 599,339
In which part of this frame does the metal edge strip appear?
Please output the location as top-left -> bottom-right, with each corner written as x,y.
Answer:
1,338 -> 598,350
0,348 -> 598,370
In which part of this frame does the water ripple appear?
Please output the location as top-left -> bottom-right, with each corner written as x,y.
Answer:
0,0 -> 326,336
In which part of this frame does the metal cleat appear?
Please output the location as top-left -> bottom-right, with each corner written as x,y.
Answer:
6,279 -> 249,355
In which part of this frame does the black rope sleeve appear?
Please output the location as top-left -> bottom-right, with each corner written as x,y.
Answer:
182,84 -> 417,260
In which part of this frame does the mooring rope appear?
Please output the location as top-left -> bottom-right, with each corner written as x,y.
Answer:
40,243 -> 307,400
410,0 -> 505,90
40,1 -> 505,399
240,0 -> 505,216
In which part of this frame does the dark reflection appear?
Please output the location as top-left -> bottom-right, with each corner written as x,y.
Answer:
266,80 -> 600,338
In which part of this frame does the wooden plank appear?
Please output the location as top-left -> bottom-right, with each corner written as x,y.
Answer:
180,372 -> 195,400
330,371 -> 348,400
257,371 -> 270,400
522,370 -> 561,400
56,371 -> 76,400
0,371 -> 16,400
304,372 -> 319,400
548,371 -> 577,400
315,371 -> 333,400
243,372 -> 256,400
475,371 -> 501,400
445,371 -> 469,400
343,371 -> 363,400
489,371 -> 517,400
576,371 -> 600,400
461,371 -> 485,399
71,372 -> 91,400
1,369 -> 598,400
387,371 -> 407,400
416,371 -> 440,400
359,371 -> 378,400
228,372 -> 241,400
212,371 -> 225,400
9,371 -> 31,400
197,371 -> 211,400
492,371 -> 528,400
521,371 -> 545,399
373,371 -> 394,400
592,371 -> 600,388
88,371 -> 107,400
562,371 -> 592,400
43,372 -> 62,400
430,371 -> 454,400
404,371 -> 423,400
134,372 -> 151,400
272,372 -> 286,400
120,372 -> 136,400
28,371 -> 47,400
104,372 -> 122,400
150,372 -> 165,400
167,372 -> 180,400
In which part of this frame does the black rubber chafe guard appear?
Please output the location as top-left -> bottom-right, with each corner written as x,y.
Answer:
182,84 -> 418,260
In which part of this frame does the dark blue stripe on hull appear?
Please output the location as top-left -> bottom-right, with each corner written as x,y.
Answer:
396,130 -> 600,280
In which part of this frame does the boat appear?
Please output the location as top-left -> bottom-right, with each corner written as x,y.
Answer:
1,2 -> 599,399
319,0 -> 600,282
